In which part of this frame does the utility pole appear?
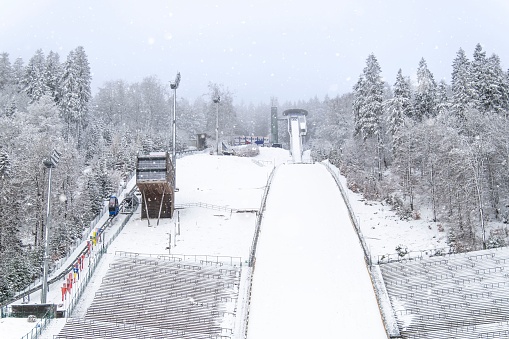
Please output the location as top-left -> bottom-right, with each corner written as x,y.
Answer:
170,72 -> 181,189
41,149 -> 61,304
213,96 -> 220,154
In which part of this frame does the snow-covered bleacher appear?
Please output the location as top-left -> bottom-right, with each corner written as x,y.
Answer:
55,252 -> 241,338
379,246 -> 509,339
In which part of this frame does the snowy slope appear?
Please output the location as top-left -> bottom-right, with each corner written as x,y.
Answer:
247,163 -> 386,338
290,117 -> 302,163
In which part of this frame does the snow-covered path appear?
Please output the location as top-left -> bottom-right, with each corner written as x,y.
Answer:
247,163 -> 387,338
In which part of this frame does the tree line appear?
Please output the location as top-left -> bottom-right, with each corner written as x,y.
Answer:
312,43 -> 509,254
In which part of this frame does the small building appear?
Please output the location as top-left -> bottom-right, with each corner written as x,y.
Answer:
136,152 -> 175,220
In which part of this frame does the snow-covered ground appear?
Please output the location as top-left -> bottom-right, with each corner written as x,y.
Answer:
247,163 -> 386,338
1,147 -> 443,338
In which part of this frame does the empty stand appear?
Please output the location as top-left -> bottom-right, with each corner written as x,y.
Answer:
379,247 -> 509,338
56,253 -> 242,338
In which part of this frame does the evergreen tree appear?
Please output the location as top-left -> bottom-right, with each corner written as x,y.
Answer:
352,54 -> 385,180
385,69 -> 412,140
45,51 -> 62,103
451,48 -> 473,120
23,49 -> 47,103
0,52 -> 13,90
356,54 -> 384,139
435,80 -> 450,116
353,75 -> 365,137
59,47 -> 92,146
484,54 -> 509,114
414,58 -> 437,120
11,58 -> 25,92
471,43 -> 489,113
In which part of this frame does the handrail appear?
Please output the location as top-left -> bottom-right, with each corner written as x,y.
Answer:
114,251 -> 243,266
248,165 -> 278,267
321,160 -> 397,339
175,202 -> 258,214
321,160 -> 372,266
240,165 -> 278,339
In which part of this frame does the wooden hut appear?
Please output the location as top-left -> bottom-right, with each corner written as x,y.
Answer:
136,152 -> 175,220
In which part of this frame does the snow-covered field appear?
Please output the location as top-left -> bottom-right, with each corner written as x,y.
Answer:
2,147 -> 443,338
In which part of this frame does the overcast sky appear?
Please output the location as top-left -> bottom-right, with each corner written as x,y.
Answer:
1,0 -> 509,104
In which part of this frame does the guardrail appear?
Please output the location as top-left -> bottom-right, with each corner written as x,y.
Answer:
240,165 -> 278,339
322,160 -> 372,266
248,166 -> 277,268
322,160 -> 400,339
175,202 -> 258,214
14,309 -> 53,339
115,251 -> 242,266
376,247 -> 453,264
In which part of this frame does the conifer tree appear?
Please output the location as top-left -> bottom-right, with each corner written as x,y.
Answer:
59,47 -> 91,146
45,51 -> 62,103
471,43 -> 488,113
385,69 -> 412,140
23,49 -> 47,103
0,53 -> 12,90
484,54 -> 509,114
414,58 -> 437,120
435,80 -> 450,116
451,48 -> 472,120
352,54 -> 385,180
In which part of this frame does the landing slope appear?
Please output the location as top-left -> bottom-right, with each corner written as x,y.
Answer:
247,163 -> 386,338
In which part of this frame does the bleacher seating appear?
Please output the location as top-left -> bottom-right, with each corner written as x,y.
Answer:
55,253 -> 241,338
379,246 -> 509,338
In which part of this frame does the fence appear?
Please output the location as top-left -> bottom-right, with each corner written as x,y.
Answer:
321,160 -> 372,266
114,251 -> 243,266
248,166 -> 277,268
16,309 -> 53,339
321,160 -> 399,338
376,247 -> 451,264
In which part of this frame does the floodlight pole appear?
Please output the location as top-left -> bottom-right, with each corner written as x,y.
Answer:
170,72 -> 180,189
41,150 -> 60,304
213,96 -> 220,154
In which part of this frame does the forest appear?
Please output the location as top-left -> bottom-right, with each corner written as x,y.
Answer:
0,43 -> 508,303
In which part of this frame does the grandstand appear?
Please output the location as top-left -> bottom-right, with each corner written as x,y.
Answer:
379,246 -> 509,338
55,252 -> 242,338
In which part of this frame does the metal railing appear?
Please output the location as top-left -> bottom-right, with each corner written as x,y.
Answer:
376,247 -> 452,264
114,251 -> 242,266
322,160 -> 372,266
248,166 -> 277,268
18,309 -> 53,339
175,202 -> 258,214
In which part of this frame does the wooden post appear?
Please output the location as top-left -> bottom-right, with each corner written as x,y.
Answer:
143,191 -> 151,227
157,189 -> 165,226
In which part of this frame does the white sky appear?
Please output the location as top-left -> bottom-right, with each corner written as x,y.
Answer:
2,0 -> 509,104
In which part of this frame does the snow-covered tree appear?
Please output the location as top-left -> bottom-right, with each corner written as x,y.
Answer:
385,69 -> 412,143
0,53 -> 13,90
435,80 -> 450,116
451,48 -> 473,120
59,46 -> 92,146
45,51 -> 62,103
413,58 -> 437,120
23,49 -> 47,103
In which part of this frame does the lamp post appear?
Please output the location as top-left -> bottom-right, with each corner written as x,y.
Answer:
41,149 -> 61,304
213,96 -> 220,154
170,72 -> 181,189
